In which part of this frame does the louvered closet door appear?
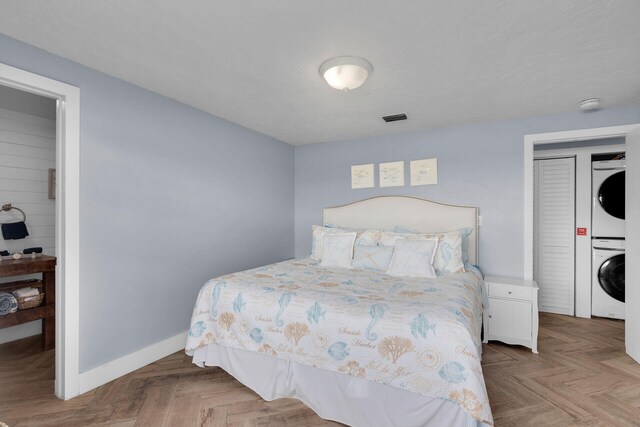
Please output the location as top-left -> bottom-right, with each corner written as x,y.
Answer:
534,157 -> 576,315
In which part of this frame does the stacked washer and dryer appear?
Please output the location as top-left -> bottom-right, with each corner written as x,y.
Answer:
592,157 -> 625,319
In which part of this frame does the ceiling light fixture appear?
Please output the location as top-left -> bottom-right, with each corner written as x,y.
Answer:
319,56 -> 373,92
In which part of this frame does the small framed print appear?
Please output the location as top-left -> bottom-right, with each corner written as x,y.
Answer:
379,161 -> 405,187
410,158 -> 438,186
351,164 -> 374,189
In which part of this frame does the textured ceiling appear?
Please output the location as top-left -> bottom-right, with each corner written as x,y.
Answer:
0,1 -> 639,145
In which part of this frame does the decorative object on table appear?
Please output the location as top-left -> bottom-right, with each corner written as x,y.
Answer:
379,161 -> 405,187
410,158 -> 438,186
0,250 -> 8,257
0,203 -> 29,240
351,164 -> 374,189
0,291 -> 18,315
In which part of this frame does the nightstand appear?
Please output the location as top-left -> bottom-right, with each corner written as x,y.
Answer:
482,276 -> 539,354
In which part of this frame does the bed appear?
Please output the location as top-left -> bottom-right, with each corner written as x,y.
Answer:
186,196 -> 493,426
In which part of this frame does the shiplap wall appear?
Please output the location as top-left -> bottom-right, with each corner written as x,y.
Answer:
0,105 -> 55,343
0,106 -> 55,254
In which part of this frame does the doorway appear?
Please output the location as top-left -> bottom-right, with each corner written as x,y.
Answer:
0,63 -> 80,400
532,138 -> 626,318
0,85 -> 57,345
524,124 -> 640,363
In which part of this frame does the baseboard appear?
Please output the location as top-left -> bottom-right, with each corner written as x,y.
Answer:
78,330 -> 187,395
0,320 -> 41,344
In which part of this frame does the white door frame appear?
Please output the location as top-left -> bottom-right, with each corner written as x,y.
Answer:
0,63 -> 80,400
524,124 -> 640,280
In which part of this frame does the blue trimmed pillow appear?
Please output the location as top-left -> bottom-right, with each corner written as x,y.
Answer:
387,239 -> 438,278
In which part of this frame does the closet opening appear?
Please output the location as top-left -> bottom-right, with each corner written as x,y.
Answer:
533,138 -> 625,319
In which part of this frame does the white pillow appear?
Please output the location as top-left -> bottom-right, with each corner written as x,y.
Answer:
387,238 -> 438,278
311,225 -> 381,260
380,230 -> 465,274
352,244 -> 395,271
320,232 -> 357,269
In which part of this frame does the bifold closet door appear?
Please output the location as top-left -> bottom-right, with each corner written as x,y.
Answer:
534,157 -> 576,315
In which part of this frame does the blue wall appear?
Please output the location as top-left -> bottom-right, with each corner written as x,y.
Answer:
2,30 -> 640,372
295,105 -> 640,277
0,34 -> 295,371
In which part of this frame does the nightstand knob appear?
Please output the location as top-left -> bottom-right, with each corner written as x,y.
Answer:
488,314 -> 492,318
508,291 -> 512,294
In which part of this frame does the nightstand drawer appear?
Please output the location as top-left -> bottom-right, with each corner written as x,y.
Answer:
488,283 -> 532,301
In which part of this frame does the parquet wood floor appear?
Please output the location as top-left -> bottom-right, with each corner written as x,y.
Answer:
1,313 -> 639,426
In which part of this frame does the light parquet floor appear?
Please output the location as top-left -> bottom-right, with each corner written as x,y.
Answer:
1,313 -> 639,426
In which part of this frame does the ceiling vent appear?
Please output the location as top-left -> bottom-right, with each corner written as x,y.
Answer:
382,113 -> 407,123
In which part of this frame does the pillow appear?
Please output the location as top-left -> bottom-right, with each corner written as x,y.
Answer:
312,225 -> 380,260
387,238 -> 438,278
325,224 -> 381,247
378,230 -> 407,247
311,225 -> 342,260
352,244 -> 395,271
320,232 -> 357,269
432,231 -> 465,273
392,226 -> 473,264
380,230 -> 465,274
457,227 -> 472,264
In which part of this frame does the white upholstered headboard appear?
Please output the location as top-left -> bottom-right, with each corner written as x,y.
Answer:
323,196 -> 479,265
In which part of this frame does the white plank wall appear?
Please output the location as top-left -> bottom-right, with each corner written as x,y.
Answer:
0,106 -> 55,343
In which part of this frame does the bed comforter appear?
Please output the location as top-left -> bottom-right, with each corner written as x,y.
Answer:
186,258 -> 493,425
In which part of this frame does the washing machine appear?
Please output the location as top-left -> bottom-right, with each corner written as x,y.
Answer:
592,238 -> 625,320
592,159 -> 625,238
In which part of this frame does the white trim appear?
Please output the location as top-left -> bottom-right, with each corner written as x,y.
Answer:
78,331 -> 187,395
0,63 -> 80,400
523,124 -> 640,281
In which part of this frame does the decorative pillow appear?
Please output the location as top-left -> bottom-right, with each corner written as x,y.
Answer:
392,226 -> 472,264
432,231 -> 465,274
352,244 -> 395,271
387,238 -> 438,278
320,232 -> 357,269
378,230 -> 406,247
312,225 -> 380,260
458,227 -> 473,264
326,224 -> 381,247
380,229 -> 465,274
311,225 -> 342,260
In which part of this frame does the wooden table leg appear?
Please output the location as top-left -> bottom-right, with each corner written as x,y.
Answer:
42,270 -> 55,350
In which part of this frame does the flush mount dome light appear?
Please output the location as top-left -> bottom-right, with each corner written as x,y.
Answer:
319,56 -> 373,92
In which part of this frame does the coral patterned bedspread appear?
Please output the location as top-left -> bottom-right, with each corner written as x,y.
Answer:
185,258 -> 493,425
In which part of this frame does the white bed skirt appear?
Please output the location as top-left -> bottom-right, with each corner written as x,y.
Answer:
192,344 -> 488,427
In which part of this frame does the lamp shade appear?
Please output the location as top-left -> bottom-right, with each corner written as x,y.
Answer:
319,57 -> 373,91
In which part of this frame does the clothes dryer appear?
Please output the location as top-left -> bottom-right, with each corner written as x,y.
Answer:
592,160 -> 625,238
592,238 -> 625,320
